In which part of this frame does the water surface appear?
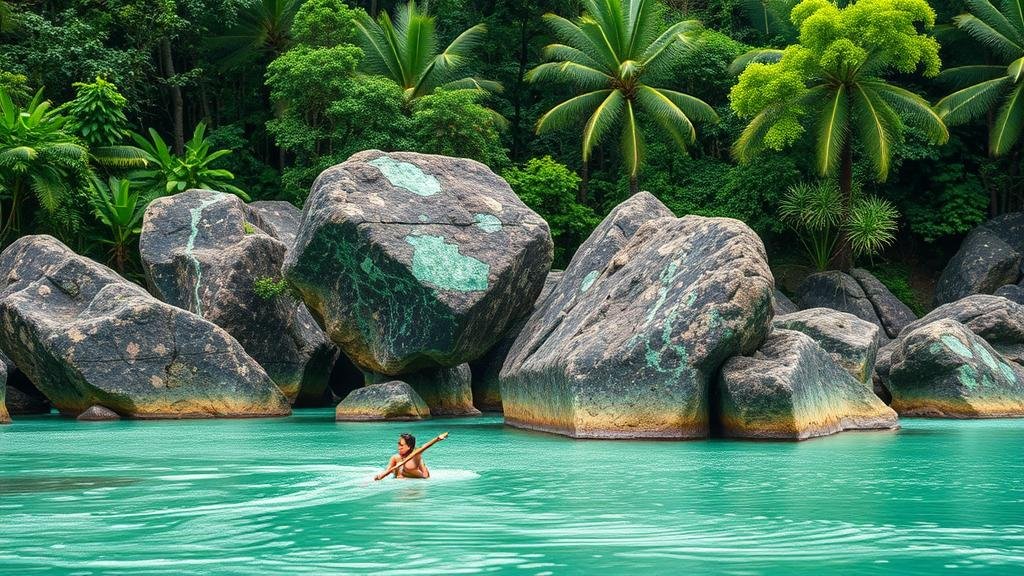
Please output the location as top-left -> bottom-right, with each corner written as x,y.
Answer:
1,411 -> 1022,575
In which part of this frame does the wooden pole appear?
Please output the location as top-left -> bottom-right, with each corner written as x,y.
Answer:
374,432 -> 449,481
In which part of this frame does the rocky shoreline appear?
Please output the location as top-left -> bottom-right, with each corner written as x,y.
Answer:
2,150 -> 1022,439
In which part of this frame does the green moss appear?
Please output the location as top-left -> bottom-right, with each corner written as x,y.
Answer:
368,156 -> 440,196
999,362 -> 1018,383
405,234 -> 489,292
253,276 -> 290,300
243,221 -> 256,234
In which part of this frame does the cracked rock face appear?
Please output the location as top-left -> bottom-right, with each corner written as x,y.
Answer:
885,319 -> 1024,417
0,235 -> 290,418
140,190 -> 337,404
501,194 -> 774,439
284,150 -> 553,375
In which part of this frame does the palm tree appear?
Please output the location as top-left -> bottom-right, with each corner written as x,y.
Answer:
731,0 -> 948,270
354,0 -> 500,102
208,0 -> 301,68
935,0 -> 1024,158
0,88 -> 89,245
527,0 -> 717,198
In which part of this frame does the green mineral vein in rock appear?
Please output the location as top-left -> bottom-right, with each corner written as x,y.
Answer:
959,364 -> 979,390
405,234 -> 489,292
185,195 -> 225,318
580,270 -> 599,292
942,335 -> 974,359
474,214 -> 502,233
999,362 -> 1018,383
368,156 -> 441,196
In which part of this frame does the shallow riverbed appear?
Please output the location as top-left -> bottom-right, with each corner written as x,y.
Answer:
1,411 -> 1022,575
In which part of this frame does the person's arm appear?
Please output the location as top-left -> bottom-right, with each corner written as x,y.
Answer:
418,456 -> 430,479
374,455 -> 398,481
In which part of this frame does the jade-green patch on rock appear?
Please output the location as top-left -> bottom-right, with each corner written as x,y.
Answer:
941,334 -> 974,359
405,234 -> 489,292
474,214 -> 502,233
580,270 -> 599,292
368,156 -> 441,196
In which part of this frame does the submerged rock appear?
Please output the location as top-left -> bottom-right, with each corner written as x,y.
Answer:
140,190 -> 337,404
470,270 -> 563,411
773,308 -> 880,383
849,268 -> 917,338
935,213 -> 1024,306
886,319 -> 1024,417
0,359 -> 9,424
718,330 -> 898,439
284,150 -> 553,376
797,271 -> 887,337
0,235 -> 291,418
77,405 -> 120,421
367,363 -> 479,417
501,204 -> 774,438
335,381 -> 430,421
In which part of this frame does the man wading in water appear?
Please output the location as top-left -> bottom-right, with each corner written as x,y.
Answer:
376,433 -> 430,480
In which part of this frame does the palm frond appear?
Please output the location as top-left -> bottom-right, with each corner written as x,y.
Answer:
935,76 -> 1013,124
621,99 -> 644,177
641,20 -> 700,68
543,14 -> 611,69
990,81 -> 1024,154
851,83 -> 899,180
542,43 -> 607,71
964,0 -> 1024,46
581,89 -> 625,160
525,61 -> 612,89
813,85 -> 849,177
955,13 -> 1024,60
636,85 -> 697,147
728,48 -> 784,75
937,64 -> 1011,88
867,81 -> 949,143
732,105 -> 784,163
653,88 -> 718,124
535,90 -> 613,133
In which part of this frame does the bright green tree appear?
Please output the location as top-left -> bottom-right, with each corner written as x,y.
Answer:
935,0 -> 1024,157
0,88 -> 89,244
730,0 -> 949,270
410,89 -> 509,169
354,0 -> 499,102
528,0 -> 718,197
63,77 -> 148,169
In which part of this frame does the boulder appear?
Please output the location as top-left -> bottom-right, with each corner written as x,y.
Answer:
893,295 -> 1024,365
995,284 -> 1024,305
797,271 -> 887,337
934,213 -> 1024,306
849,268 -> 917,338
0,349 -> 49,414
501,208 -> 775,438
77,405 -> 120,421
140,190 -> 337,404
0,235 -> 291,418
773,289 -> 799,316
248,200 -> 302,249
367,363 -> 479,416
886,319 -> 1024,417
284,150 -> 553,375
335,381 -> 430,421
0,359 -> 9,424
773,308 -> 880,383
470,270 -> 563,411
718,330 -> 898,439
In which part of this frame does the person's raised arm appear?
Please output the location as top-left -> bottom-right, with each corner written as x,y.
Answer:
374,455 -> 399,481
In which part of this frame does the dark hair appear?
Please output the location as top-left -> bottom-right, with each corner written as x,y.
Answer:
400,433 -> 416,449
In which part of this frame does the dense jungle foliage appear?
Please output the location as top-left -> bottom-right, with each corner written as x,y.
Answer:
1,0 -> 1022,306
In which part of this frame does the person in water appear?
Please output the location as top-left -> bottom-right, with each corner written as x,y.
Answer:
375,433 -> 430,480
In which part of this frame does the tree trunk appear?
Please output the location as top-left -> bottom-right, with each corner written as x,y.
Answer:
161,37 -> 185,155
831,140 -> 854,272
510,16 -> 529,161
579,161 -> 589,203
630,174 -> 638,196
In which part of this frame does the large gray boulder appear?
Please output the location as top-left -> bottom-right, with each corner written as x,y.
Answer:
335,381 -> 430,421
885,319 -> 1024,417
366,363 -> 479,417
284,150 -> 553,376
248,200 -> 302,249
0,235 -> 291,418
849,268 -> 917,338
0,359 -> 9,424
797,271 -> 887,337
934,213 -> 1024,306
773,308 -> 880,383
995,284 -> 1024,305
718,330 -> 898,439
470,270 -> 563,411
140,190 -> 337,404
893,295 -> 1024,365
501,202 -> 775,438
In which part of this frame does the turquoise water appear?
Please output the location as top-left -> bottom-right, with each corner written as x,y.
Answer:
1,411 -> 1022,575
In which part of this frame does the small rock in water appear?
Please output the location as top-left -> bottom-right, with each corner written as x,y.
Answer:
335,381 -> 430,421
718,330 -> 898,439
284,150 -> 553,375
77,405 -> 120,421
773,308 -> 881,383
366,364 -> 479,417
885,319 -> 1024,418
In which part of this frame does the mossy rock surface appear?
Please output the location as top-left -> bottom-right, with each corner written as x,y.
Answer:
501,194 -> 774,439
885,319 -> 1024,418
0,235 -> 290,419
284,150 -> 553,375
719,330 -> 898,440
140,190 -> 336,404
